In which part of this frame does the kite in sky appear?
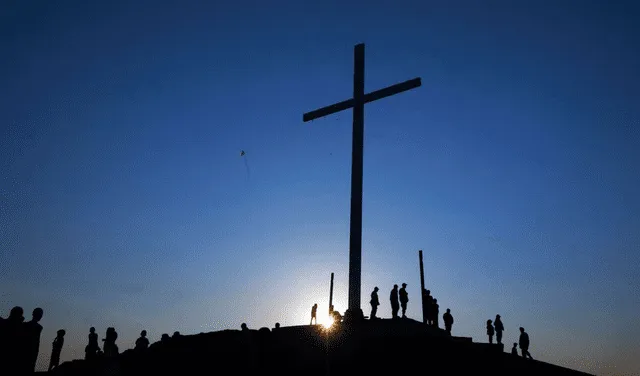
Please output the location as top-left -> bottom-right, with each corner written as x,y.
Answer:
240,150 -> 250,178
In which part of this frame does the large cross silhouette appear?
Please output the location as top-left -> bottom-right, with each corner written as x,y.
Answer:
303,43 -> 422,322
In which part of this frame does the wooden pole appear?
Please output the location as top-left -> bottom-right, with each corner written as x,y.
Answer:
329,272 -> 334,314
419,250 -> 426,323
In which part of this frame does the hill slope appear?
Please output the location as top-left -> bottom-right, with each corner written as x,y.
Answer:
49,319 -> 595,376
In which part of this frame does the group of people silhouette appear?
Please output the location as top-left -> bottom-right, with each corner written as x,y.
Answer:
367,284 -> 444,326
422,288 -> 441,327
0,305 -> 183,373
368,283 -> 411,320
316,290 -> 537,360
4,296 -> 533,373
0,306 -> 64,373
486,315 -> 533,359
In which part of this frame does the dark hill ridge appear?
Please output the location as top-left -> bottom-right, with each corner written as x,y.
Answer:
49,319 -> 595,376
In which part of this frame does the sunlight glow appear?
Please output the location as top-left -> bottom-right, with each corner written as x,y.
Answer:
321,314 -> 334,330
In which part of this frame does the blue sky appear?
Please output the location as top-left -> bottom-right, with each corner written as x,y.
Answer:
1,1 -> 638,374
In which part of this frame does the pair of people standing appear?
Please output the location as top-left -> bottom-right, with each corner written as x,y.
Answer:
486,314 -> 505,344
369,283 -> 409,319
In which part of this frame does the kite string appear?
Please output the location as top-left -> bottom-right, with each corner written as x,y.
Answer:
243,154 -> 250,179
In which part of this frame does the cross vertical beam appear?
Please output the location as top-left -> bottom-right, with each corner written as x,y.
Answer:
347,43 -> 365,320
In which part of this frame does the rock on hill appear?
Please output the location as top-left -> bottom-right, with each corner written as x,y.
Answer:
49,318 -> 595,376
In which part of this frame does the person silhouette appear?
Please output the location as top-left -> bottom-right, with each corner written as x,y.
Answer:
511,342 -> 518,356
432,298 -> 440,327
103,327 -> 119,357
399,283 -> 409,318
85,327 -> 100,360
519,327 -> 533,359
48,329 -> 66,371
310,304 -> 318,325
424,289 -> 433,325
135,330 -> 149,350
274,323 -> 280,331
443,308 -> 454,335
2,306 -> 25,374
331,310 -> 343,325
486,319 -> 495,344
370,287 -> 380,319
390,285 -> 400,319
241,323 -> 249,331
494,315 -> 504,344
23,307 -> 44,373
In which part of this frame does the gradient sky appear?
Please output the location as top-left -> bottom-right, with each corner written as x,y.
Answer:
1,1 -> 639,375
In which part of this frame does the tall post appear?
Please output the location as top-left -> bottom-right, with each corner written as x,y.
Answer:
419,250 -> 426,323
345,43 -> 365,322
329,272 -> 334,314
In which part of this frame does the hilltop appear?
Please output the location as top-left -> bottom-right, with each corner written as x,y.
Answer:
48,318 -> 595,376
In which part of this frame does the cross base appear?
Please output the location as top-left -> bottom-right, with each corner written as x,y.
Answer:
343,308 -> 365,325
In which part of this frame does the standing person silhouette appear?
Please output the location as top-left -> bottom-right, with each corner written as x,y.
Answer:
432,299 -> 440,327
399,283 -> 409,318
370,287 -> 380,319
424,290 -> 433,325
23,307 -> 44,373
310,304 -> 318,325
390,285 -> 400,319
85,327 -> 100,360
494,315 -> 504,344
135,330 -> 149,350
486,319 -> 495,344
48,329 -> 66,371
519,327 -> 533,359
443,308 -> 454,335
2,306 -> 25,374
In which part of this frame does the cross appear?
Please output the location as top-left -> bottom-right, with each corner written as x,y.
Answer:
302,43 -> 422,322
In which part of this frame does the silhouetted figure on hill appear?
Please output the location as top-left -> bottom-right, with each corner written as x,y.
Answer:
85,327 -> 100,360
494,315 -> 504,344
1,306 -> 25,374
486,319 -> 495,344
370,287 -> 380,319
390,285 -> 400,319
424,290 -> 433,325
274,323 -> 280,331
399,283 -> 409,318
23,307 -> 44,373
161,333 -> 170,344
511,343 -> 518,356
443,308 -> 454,335
241,323 -> 249,332
172,331 -> 181,338
519,327 -> 533,359
135,330 -> 149,351
103,327 -> 119,357
332,310 -> 343,324
433,299 -> 440,327
48,329 -> 65,371
310,304 -> 318,325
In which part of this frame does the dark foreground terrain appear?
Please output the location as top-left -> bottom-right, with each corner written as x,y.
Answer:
49,319 -> 594,376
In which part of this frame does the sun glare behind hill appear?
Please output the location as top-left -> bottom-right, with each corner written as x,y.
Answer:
320,314 -> 334,330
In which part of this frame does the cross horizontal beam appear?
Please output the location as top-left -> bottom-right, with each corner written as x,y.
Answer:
302,77 -> 422,122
